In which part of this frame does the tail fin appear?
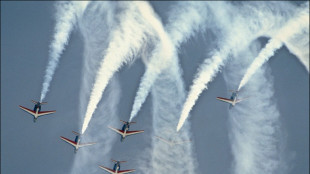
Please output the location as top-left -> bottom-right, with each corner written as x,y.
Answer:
72,131 -> 80,136
31,100 -> 38,104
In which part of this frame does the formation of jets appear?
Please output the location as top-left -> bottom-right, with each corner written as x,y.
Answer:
18,89 -> 246,172
18,101 -> 146,173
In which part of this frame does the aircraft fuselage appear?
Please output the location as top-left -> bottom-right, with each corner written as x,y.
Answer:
113,163 -> 120,172
120,124 -> 130,141
74,136 -> 80,152
229,92 -> 238,108
33,103 -> 41,112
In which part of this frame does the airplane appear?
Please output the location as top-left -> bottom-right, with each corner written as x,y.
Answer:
216,90 -> 248,109
18,100 -> 56,122
99,159 -> 135,174
155,136 -> 191,146
60,131 -> 96,153
108,120 -> 144,142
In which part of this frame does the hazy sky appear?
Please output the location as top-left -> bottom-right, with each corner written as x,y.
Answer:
1,1 -> 308,174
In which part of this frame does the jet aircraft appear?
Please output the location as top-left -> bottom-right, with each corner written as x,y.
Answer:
18,100 -> 56,122
60,131 -> 96,153
155,136 -> 191,146
99,159 -> 135,174
108,120 -> 144,142
216,90 -> 248,109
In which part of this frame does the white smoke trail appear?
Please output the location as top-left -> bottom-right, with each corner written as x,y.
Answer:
128,1 -> 175,122
70,2 -> 121,174
225,41 -> 287,174
145,57 -> 197,174
238,5 -> 309,91
133,2 -> 210,173
40,2 -> 89,102
129,1 -> 208,122
81,2 -> 156,134
177,1 -> 297,131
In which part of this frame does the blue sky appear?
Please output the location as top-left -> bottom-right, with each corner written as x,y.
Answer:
1,1 -> 308,174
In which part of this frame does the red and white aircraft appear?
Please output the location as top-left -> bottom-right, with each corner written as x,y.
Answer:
108,120 -> 144,142
216,90 -> 248,109
155,136 -> 191,146
18,100 -> 56,122
60,131 -> 96,153
99,159 -> 135,174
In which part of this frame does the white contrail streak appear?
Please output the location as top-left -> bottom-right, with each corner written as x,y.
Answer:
81,2 -> 154,134
70,2 -> 120,173
177,1 -> 298,131
225,41 -> 287,174
128,1 -> 174,122
40,2 -> 89,102
129,2 -> 208,122
177,51 -> 228,132
238,5 -> 309,91
133,2 -> 209,173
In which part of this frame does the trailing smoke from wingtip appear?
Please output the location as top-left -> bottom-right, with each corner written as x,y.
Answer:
238,5 -> 309,91
40,2 -> 89,102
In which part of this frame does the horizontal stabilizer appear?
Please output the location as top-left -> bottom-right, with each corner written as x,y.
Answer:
112,159 -> 127,163
72,131 -> 80,136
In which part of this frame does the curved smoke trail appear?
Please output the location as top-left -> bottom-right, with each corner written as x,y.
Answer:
133,2 -> 210,173
40,2 -> 89,102
128,1 -> 175,122
225,41 -> 287,174
129,1 -> 208,122
141,56 -> 197,174
81,2 -> 156,134
70,2 -> 121,173
177,1 -> 298,131
238,4 -> 309,91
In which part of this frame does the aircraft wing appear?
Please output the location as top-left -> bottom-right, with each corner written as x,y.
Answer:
99,165 -> 116,174
78,142 -> 96,147
173,140 -> 192,145
60,136 -> 77,147
108,126 -> 125,135
155,136 -> 173,145
236,96 -> 250,103
216,97 -> 234,104
125,130 -> 144,136
37,110 -> 56,117
118,169 -> 136,174
19,105 -> 36,116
